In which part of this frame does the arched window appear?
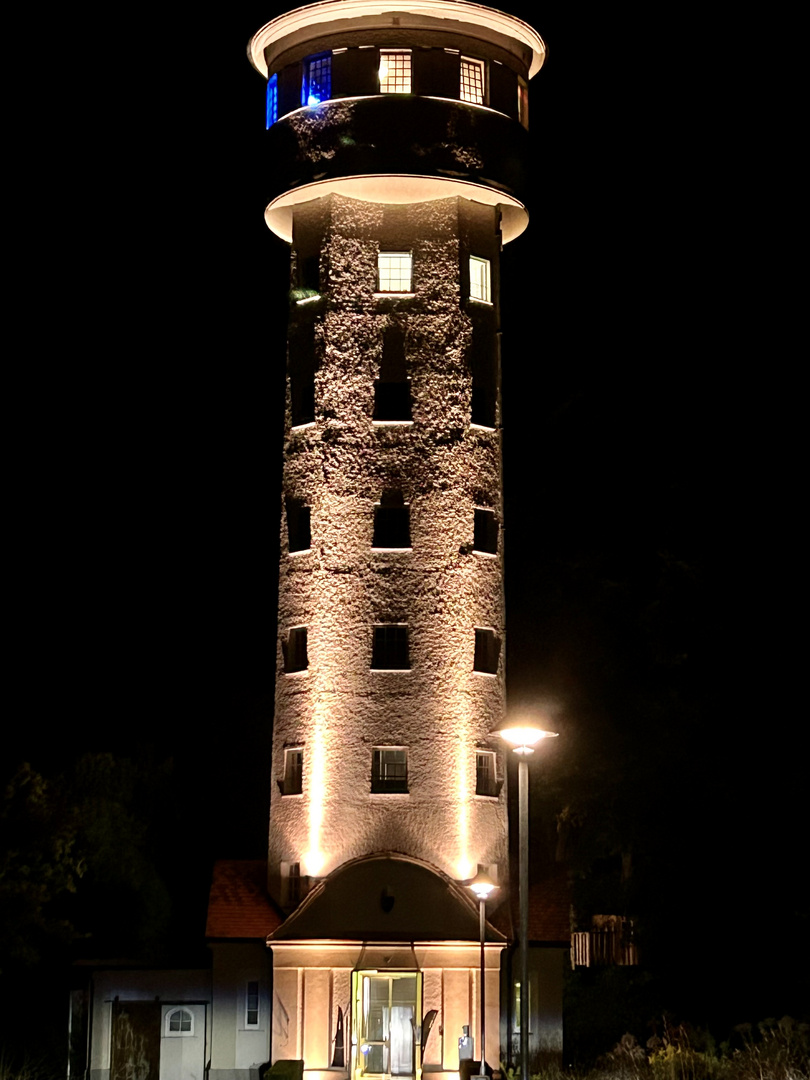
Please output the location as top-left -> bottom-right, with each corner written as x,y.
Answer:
166,1008 -> 193,1036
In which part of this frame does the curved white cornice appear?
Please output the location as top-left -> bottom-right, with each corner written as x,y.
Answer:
263,173 -> 529,243
248,0 -> 545,79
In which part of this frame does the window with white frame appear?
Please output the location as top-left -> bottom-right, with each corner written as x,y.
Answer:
372,747 -> 409,793
460,57 -> 486,104
379,50 -> 412,93
279,747 -> 303,795
475,751 -> 501,797
302,53 -> 331,107
377,252 -> 413,293
246,981 -> 260,1028
469,256 -> 491,303
166,1008 -> 193,1036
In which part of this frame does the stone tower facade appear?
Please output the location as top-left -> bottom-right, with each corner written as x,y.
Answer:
248,4 -> 545,1076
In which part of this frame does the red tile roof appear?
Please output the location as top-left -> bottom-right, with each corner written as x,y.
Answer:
205,860 -> 283,940
527,866 -> 571,943
489,866 -> 571,945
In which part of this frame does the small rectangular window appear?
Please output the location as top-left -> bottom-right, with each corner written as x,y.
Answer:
303,53 -> 331,106
476,751 -> 501,796
473,507 -> 498,554
279,747 -> 303,795
286,499 -> 311,553
372,747 -> 408,793
518,76 -> 529,129
246,981 -> 260,1028
460,57 -> 486,104
371,624 -> 409,669
379,50 -> 412,93
469,256 -> 491,303
282,861 -> 302,907
283,627 -> 308,673
378,252 -> 413,293
474,628 -> 501,675
266,74 -> 278,128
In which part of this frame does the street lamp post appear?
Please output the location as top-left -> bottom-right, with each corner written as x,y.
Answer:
495,723 -> 558,1080
468,870 -> 498,1078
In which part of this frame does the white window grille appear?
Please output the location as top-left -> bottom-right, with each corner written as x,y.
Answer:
380,50 -> 411,93
460,57 -> 485,104
377,252 -> 413,293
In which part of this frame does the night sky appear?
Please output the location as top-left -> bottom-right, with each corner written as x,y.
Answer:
5,0 -> 805,1057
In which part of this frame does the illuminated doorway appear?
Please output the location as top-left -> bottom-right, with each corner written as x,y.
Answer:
354,972 -> 422,1079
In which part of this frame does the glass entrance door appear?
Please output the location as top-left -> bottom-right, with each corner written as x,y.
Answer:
355,973 -> 420,1079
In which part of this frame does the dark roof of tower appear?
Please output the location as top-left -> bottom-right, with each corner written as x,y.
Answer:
206,859 -> 283,940
270,852 -> 507,943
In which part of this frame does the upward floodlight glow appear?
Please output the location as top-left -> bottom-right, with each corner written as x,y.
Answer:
496,725 -> 558,755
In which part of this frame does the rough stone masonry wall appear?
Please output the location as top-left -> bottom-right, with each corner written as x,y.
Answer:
268,193 -> 507,900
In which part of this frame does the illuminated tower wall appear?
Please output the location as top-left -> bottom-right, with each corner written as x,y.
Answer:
251,0 -> 543,907
248,4 -> 547,1073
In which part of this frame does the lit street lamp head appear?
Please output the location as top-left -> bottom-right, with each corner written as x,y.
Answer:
495,724 -> 559,755
468,869 -> 499,901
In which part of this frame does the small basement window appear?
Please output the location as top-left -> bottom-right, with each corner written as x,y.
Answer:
380,50 -> 412,93
473,508 -> 498,554
371,624 -> 409,670
278,747 -> 303,795
476,751 -> 501,797
372,747 -> 408,793
283,627 -> 308,673
373,491 -> 410,548
378,252 -> 413,293
474,628 -> 501,675
286,498 -> 311,553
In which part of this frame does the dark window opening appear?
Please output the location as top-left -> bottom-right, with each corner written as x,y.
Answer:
372,748 -> 408,793
471,385 -> 496,427
286,862 -> 301,906
476,751 -> 501,797
286,499 -> 311,553
373,491 -> 410,548
299,254 -> 319,294
283,627 -> 308,673
289,322 -> 316,426
278,748 -> 303,795
371,624 -> 409,670
474,508 -> 498,555
470,322 -> 496,427
374,325 -> 412,421
474,628 -> 501,674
